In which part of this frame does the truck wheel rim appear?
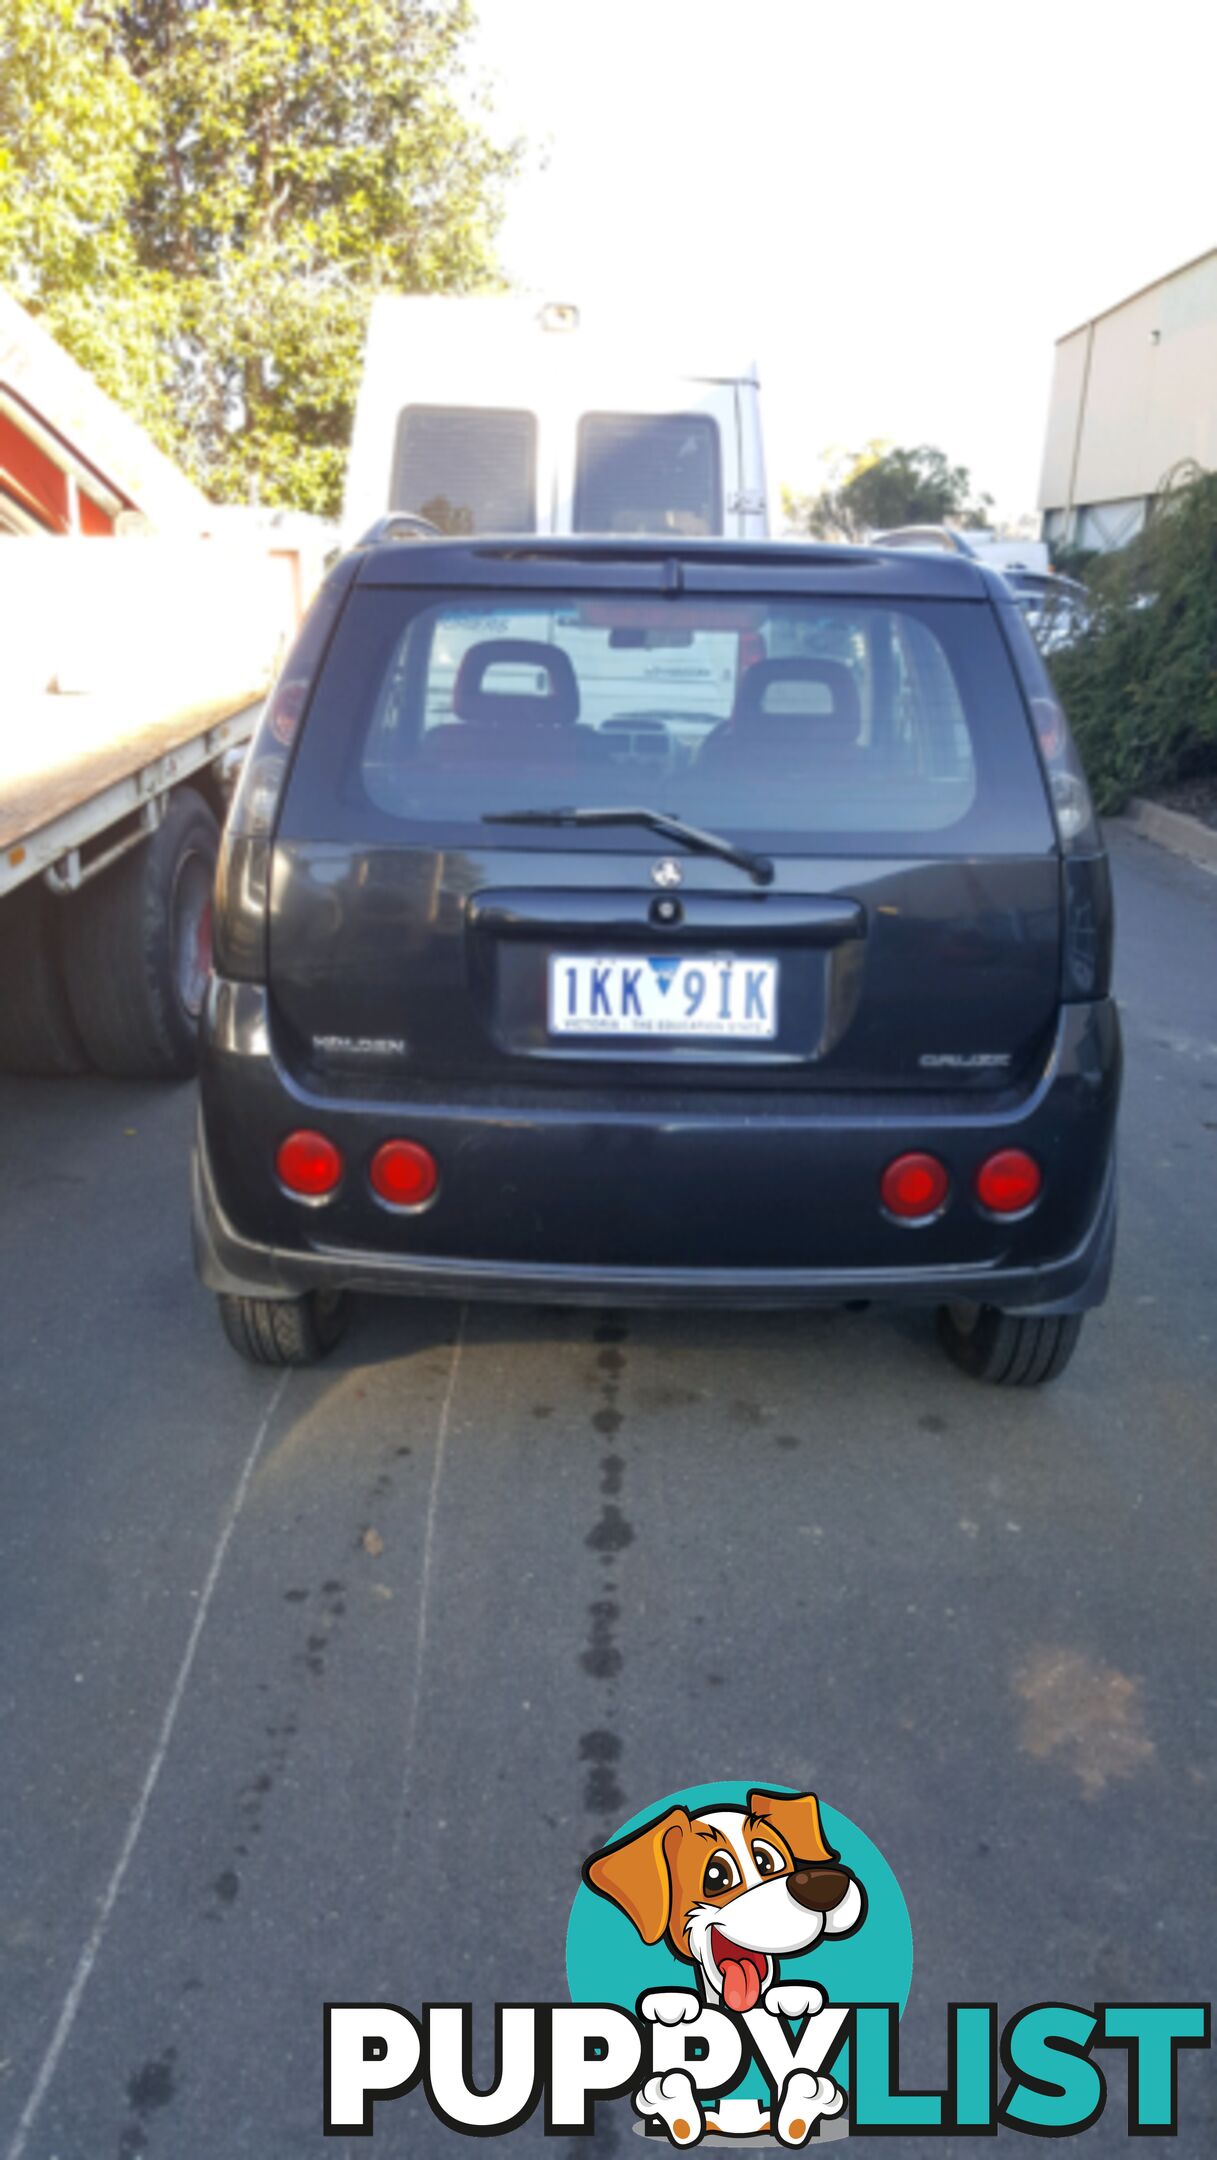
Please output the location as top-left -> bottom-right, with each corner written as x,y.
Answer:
172,853 -> 213,1020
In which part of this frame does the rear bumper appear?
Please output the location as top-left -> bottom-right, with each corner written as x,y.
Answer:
193,985 -> 1120,1315
194,1127 -> 1116,1311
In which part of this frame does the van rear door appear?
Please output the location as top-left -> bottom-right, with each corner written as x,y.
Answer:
343,293 -> 765,541
342,295 -> 556,542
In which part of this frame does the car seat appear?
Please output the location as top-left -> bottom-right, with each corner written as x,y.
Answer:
698,658 -> 864,776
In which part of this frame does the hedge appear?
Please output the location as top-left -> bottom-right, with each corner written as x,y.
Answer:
1049,471 -> 1217,813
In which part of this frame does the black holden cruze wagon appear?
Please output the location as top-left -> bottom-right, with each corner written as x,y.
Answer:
193,535 -> 1120,1383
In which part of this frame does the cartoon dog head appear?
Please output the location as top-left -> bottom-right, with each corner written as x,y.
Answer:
585,1790 -> 865,2013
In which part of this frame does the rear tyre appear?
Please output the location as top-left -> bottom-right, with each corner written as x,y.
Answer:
937,1302 -> 1083,1385
0,880 -> 91,1075
218,1290 -> 348,1367
61,786 -> 219,1079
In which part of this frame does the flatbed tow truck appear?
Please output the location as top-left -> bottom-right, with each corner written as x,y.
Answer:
0,290 -> 318,1080
0,540 -> 295,1078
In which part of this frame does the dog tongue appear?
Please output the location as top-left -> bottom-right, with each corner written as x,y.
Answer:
721,1957 -> 762,2014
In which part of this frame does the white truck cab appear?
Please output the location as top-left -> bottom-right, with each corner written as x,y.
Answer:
342,296 -> 768,546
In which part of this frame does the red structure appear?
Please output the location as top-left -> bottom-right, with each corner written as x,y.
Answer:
0,385 -> 132,534
0,291 -> 208,537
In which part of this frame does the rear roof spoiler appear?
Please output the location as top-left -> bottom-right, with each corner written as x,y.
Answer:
351,533 -> 994,599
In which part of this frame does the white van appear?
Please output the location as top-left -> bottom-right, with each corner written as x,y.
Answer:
341,296 -> 769,547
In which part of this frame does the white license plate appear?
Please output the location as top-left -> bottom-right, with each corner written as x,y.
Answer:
548,954 -> 779,1039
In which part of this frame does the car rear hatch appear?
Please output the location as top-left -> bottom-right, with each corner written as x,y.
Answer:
269,543 -> 1061,1101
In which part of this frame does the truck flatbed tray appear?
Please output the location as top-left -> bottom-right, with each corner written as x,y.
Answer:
0,685 -> 262,886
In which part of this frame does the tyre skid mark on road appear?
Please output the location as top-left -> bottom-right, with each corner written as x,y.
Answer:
4,1372 -> 291,2160
110,1392 -> 430,2153
393,1305 -> 467,1861
110,1564 -> 345,2149
102,1341 -> 459,2152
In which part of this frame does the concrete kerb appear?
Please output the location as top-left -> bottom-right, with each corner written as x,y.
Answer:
1116,797 -> 1217,873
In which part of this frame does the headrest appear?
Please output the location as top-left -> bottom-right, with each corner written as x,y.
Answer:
453,639 -> 579,727
732,658 -> 860,746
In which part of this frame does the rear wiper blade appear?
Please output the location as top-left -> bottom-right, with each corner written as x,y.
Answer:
483,805 -> 774,887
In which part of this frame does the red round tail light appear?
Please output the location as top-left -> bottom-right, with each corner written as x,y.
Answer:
276,1128 -> 343,1198
880,1152 -> 949,1221
975,1148 -> 1041,1215
369,1138 -> 439,1209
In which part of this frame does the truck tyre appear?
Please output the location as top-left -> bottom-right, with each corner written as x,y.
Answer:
937,1303 -> 1082,1385
62,787 -> 219,1079
218,1290 -> 348,1366
0,880 -> 91,1075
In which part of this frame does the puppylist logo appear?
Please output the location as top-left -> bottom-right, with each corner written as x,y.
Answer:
324,1782 -> 1210,2144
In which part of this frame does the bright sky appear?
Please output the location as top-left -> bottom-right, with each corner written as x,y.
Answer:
469,0 -> 1217,524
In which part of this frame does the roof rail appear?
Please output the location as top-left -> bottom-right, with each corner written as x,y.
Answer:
357,512 -> 442,546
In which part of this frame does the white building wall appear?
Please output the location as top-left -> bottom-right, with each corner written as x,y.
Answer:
1038,247 -> 1217,540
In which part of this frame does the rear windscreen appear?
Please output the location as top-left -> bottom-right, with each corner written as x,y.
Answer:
283,588 -> 1053,856
574,414 -> 722,536
390,406 -> 537,533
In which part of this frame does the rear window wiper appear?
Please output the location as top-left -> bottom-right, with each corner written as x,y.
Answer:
483,805 -> 774,887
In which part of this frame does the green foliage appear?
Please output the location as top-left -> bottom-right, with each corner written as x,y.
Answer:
1047,540 -> 1099,583
0,0 -> 144,295
0,0 -> 177,434
1050,472 -> 1217,813
0,0 -> 516,513
786,440 -> 993,541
